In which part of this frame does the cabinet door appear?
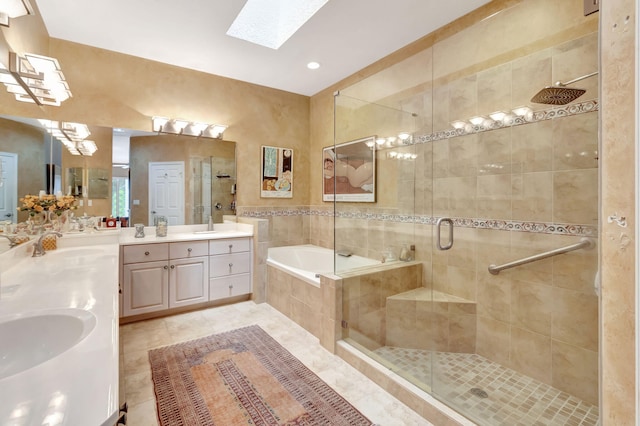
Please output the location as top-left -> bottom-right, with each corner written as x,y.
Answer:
209,273 -> 252,301
169,256 -> 209,308
123,260 -> 169,316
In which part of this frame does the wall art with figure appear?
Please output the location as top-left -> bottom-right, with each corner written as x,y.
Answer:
323,136 -> 376,202
261,146 -> 293,198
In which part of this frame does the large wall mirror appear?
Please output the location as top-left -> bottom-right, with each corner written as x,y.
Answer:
0,114 -> 236,230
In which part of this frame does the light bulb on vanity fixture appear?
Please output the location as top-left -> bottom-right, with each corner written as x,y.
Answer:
152,117 -> 228,139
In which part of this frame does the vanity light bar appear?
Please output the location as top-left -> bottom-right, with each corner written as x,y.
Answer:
152,116 -> 228,140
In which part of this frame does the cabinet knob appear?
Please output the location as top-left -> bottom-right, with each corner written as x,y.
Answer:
163,265 -> 168,270
170,265 -> 175,269
187,248 -> 192,252
144,251 -> 150,256
229,285 -> 232,289
228,244 -> 233,253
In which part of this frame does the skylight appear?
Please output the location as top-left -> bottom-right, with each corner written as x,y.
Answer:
227,0 -> 330,50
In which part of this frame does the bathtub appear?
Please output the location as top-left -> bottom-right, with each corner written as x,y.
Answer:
267,244 -> 381,286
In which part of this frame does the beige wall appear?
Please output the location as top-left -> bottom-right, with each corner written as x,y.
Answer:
0,19 -> 310,212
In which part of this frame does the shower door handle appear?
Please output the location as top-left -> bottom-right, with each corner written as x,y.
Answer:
436,217 -> 454,251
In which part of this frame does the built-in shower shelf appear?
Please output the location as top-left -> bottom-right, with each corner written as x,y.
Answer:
386,288 -> 477,353
387,288 -> 476,314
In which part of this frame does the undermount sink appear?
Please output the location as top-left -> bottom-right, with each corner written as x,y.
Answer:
0,309 -> 96,380
193,230 -> 218,234
43,247 -> 107,257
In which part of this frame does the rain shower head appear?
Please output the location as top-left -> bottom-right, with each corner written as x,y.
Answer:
530,71 -> 598,105
531,86 -> 586,105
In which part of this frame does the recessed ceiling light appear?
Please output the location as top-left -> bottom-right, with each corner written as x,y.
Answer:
227,0 -> 329,50
307,62 -> 320,70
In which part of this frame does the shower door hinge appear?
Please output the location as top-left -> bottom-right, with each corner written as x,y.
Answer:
341,320 -> 348,329
584,0 -> 599,16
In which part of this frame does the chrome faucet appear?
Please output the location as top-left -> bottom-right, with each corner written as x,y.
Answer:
32,231 -> 63,257
0,234 -> 18,248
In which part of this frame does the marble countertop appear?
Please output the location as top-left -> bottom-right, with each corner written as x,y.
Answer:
0,237 -> 120,426
117,223 -> 253,245
0,221 -> 254,425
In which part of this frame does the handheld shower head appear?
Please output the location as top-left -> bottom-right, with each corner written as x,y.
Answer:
530,71 -> 598,105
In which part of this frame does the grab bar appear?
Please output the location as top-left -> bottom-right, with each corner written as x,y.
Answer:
488,237 -> 595,275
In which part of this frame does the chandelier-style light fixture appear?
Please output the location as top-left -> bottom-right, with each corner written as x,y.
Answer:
38,120 -> 97,156
152,117 -> 228,139
0,52 -> 72,106
0,0 -> 34,26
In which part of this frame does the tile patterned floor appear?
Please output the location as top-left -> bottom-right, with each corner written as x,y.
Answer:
120,301 -> 432,425
373,346 -> 599,426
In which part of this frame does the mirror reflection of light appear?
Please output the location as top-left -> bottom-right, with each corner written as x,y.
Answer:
42,391 -> 67,425
10,401 -> 31,422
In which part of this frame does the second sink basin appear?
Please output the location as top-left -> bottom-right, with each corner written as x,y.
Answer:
0,309 -> 96,380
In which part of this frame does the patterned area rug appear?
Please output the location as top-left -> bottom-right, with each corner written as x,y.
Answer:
149,325 -> 373,425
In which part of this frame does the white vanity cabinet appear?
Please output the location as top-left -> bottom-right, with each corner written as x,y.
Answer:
122,243 -> 170,316
209,238 -> 252,300
168,241 -> 209,309
121,241 -> 209,317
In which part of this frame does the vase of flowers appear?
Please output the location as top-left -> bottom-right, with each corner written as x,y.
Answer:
18,194 -> 78,233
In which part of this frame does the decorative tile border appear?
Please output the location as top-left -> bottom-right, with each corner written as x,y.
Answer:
414,99 -> 598,144
237,207 -> 597,237
236,100 -> 599,238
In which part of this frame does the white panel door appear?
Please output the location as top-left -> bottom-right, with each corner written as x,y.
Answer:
0,153 -> 18,223
149,161 -> 185,226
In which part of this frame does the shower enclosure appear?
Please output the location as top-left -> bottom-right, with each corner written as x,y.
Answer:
333,1 -> 599,424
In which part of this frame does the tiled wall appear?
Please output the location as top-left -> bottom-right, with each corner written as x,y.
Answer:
266,265 -> 322,338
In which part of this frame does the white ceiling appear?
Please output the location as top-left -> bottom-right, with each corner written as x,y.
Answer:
34,0 -> 490,96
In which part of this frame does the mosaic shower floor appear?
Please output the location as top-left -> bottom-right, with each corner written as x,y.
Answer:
372,346 -> 599,426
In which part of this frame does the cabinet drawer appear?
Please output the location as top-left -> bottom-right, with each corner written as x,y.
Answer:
209,252 -> 251,277
123,243 -> 169,264
209,238 -> 251,255
169,240 -> 209,259
209,274 -> 251,300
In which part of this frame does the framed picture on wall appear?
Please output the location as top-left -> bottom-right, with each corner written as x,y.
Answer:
323,136 -> 376,202
261,146 -> 293,198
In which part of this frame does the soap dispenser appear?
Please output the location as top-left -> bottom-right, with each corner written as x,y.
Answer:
399,244 -> 414,261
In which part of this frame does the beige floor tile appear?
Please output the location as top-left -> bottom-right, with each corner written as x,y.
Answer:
120,301 -> 430,425
126,399 -> 159,426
